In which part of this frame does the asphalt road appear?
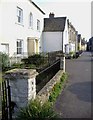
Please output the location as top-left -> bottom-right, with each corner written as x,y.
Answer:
54,52 -> 92,118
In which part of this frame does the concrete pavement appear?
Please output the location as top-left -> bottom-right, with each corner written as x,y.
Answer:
54,52 -> 92,118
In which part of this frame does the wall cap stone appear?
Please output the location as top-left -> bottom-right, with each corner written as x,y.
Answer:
3,68 -> 38,80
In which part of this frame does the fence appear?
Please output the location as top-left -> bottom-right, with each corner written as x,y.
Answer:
1,79 -> 12,120
36,59 -> 60,93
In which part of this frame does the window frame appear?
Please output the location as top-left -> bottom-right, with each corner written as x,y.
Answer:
37,19 -> 40,31
17,6 -> 23,24
29,12 -> 33,28
16,39 -> 23,55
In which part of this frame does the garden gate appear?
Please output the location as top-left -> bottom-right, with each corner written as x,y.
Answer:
1,79 -> 12,120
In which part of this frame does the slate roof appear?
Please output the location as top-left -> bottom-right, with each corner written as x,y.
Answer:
43,17 -> 66,32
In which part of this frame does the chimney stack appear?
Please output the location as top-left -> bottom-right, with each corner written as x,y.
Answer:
49,12 -> 55,18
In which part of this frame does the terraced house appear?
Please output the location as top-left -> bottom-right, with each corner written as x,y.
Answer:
42,13 -> 69,53
77,34 -> 82,51
67,20 -> 78,53
42,13 -> 78,54
0,0 -> 45,61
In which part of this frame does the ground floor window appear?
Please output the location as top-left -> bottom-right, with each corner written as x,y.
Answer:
1,43 -> 9,55
17,39 -> 23,54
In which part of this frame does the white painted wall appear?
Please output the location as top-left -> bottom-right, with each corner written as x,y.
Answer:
63,18 -> 69,53
42,32 -> 63,53
42,18 -> 69,53
0,0 -> 44,56
69,43 -> 75,52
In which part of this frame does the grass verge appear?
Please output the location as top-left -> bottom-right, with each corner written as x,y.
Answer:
48,72 -> 68,103
0,72 -> 2,83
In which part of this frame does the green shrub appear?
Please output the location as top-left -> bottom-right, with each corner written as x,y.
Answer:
12,63 -> 26,69
0,52 -> 10,71
69,51 -> 74,55
21,54 -> 44,67
16,99 -> 57,120
12,63 -> 21,68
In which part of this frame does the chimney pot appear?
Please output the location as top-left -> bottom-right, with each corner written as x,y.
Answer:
49,12 -> 55,18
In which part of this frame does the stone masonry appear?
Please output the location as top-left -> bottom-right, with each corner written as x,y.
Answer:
4,69 -> 38,108
36,70 -> 64,104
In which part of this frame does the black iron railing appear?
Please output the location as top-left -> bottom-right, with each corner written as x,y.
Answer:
36,59 -> 60,93
1,79 -> 12,120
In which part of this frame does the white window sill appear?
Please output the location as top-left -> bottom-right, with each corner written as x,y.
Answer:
28,27 -> 33,30
37,30 -> 40,32
15,22 -> 24,27
16,54 -> 23,57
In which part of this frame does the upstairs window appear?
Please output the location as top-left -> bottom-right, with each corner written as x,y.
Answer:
37,19 -> 40,31
17,7 -> 23,24
29,12 -> 33,28
17,39 -> 23,54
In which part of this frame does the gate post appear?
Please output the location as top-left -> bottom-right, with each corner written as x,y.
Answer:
3,69 -> 38,118
56,53 -> 65,72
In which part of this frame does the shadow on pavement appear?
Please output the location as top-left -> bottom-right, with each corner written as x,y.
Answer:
68,81 -> 92,103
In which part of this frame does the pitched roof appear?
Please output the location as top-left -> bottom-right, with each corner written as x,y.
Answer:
43,17 -> 66,32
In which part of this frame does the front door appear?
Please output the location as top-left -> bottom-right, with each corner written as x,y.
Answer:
35,39 -> 39,54
27,38 -> 34,56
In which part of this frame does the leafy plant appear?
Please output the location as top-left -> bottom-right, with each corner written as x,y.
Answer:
69,51 -> 75,55
16,99 -> 57,120
12,63 -> 26,69
49,73 -> 68,103
21,54 -> 45,67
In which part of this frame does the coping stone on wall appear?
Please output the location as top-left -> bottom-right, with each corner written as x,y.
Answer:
3,68 -> 38,80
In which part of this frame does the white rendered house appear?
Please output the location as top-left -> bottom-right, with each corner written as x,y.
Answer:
42,13 -> 69,53
0,0 -> 45,58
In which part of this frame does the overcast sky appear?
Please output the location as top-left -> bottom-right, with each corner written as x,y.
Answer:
33,0 -> 91,41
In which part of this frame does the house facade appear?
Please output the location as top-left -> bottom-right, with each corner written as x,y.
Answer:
77,34 -> 82,51
67,20 -> 77,53
81,38 -> 87,51
87,37 -> 93,51
42,13 -> 69,53
0,0 -> 45,58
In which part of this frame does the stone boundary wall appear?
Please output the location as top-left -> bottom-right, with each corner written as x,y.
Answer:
36,70 -> 64,104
